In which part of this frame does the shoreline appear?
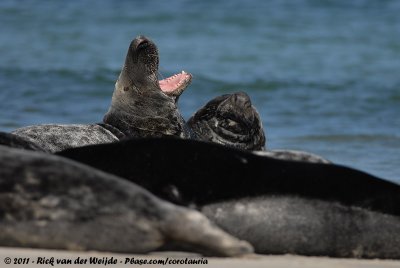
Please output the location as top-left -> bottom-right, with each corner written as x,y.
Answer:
1,247 -> 399,268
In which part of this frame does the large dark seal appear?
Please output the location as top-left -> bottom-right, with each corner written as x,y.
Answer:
188,92 -> 265,151
11,36 -> 192,152
57,138 -> 400,258
57,138 -> 400,213
0,145 -> 252,256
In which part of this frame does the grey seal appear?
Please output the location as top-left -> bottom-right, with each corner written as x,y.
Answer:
201,196 -> 400,258
0,145 -> 252,256
57,138 -> 400,258
103,35 -> 192,138
187,92 -> 265,150
12,35 -> 192,152
188,92 -> 330,163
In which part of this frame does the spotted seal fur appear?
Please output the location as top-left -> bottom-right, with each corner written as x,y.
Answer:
0,131 -> 47,152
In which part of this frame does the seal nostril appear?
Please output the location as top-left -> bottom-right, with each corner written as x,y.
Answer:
134,35 -> 151,50
232,93 -> 250,106
232,94 -> 238,102
137,40 -> 150,50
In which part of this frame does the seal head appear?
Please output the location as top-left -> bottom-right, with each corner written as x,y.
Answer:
188,92 -> 265,150
104,36 -> 192,138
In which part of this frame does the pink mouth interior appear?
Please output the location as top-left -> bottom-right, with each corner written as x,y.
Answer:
159,71 -> 191,94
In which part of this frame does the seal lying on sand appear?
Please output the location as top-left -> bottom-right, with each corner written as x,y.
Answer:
0,145 -> 252,256
201,196 -> 400,258
12,36 -> 192,152
56,138 -> 400,258
188,92 -> 265,151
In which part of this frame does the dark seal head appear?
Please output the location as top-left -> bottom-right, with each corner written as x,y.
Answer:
187,92 -> 265,150
103,36 -> 192,138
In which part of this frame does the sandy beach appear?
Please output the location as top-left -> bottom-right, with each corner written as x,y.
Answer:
1,247 -> 399,268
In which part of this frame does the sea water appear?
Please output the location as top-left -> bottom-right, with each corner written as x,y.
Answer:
1,0 -> 399,182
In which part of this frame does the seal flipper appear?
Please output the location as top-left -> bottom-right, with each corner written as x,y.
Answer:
158,206 -> 253,257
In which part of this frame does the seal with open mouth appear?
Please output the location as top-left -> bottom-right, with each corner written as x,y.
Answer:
103,35 -> 192,138
11,36 -> 192,153
188,92 -> 265,151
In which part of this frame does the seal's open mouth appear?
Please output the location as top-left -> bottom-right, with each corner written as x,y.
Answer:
159,71 -> 192,97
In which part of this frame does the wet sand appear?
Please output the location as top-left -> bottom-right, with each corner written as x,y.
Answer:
1,247 -> 399,268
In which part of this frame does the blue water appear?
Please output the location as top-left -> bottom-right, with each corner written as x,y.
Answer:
1,0 -> 399,182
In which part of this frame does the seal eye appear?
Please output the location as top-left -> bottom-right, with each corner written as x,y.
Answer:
219,118 -> 244,133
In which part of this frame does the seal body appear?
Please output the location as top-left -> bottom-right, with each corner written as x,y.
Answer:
201,196 -> 400,258
57,138 -> 400,213
12,124 -> 118,153
12,36 -> 192,152
0,131 -> 47,152
57,138 -> 400,258
188,92 -> 265,150
254,149 -> 331,164
0,145 -> 252,256
56,138 -> 400,258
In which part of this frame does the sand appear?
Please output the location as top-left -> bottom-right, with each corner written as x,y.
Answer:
0,247 -> 399,268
